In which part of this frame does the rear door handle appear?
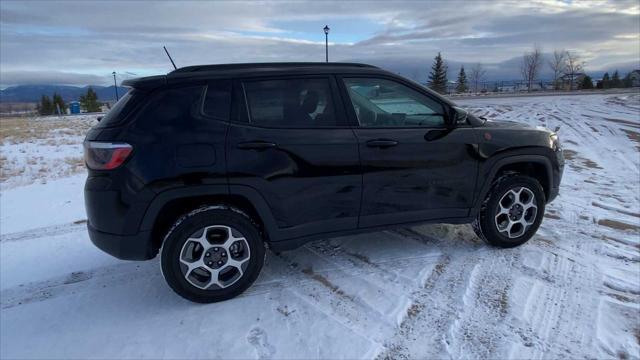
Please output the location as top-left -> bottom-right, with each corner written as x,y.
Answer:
237,141 -> 277,150
366,139 -> 398,148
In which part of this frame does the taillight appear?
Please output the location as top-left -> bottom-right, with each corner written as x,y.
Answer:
83,141 -> 133,170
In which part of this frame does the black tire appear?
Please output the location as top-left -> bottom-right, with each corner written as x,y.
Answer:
473,174 -> 546,248
160,206 -> 265,303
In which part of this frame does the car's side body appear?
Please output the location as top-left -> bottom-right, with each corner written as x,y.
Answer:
84,63 -> 563,261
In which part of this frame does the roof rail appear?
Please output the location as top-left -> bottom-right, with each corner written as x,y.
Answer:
170,62 -> 378,74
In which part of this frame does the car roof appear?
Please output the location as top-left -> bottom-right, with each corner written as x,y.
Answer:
122,62 -> 392,89
171,62 -> 379,74
166,62 -> 391,81
122,62 -> 389,89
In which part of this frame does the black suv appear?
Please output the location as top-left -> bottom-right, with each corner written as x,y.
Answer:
84,62 -> 564,302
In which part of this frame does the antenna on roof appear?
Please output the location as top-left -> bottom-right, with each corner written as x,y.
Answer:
163,46 -> 177,70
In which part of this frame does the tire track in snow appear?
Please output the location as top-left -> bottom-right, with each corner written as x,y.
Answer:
279,242 -> 434,347
0,220 -> 87,243
511,247 -> 601,358
0,247 -> 440,312
458,94 -> 640,359
0,261 -> 158,309
375,225 -> 491,359
267,251 -> 391,351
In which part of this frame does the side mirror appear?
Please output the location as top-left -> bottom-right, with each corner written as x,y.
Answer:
452,106 -> 468,125
96,116 -> 103,122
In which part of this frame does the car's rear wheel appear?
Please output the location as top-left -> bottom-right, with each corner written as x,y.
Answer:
161,206 -> 265,303
473,174 -> 546,248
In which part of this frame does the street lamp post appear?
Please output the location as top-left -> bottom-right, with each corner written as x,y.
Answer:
323,25 -> 330,63
112,71 -> 119,102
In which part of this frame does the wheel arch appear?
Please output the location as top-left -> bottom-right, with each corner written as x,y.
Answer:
472,153 -> 553,217
140,185 -> 279,255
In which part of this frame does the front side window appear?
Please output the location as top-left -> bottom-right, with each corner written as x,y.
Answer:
343,78 -> 446,127
243,78 -> 337,127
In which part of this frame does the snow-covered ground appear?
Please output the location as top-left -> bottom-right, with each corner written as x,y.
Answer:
0,114 -> 96,189
1,93 -> 639,359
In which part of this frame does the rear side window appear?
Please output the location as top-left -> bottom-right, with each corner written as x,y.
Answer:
202,80 -> 231,120
95,90 -> 141,128
243,78 -> 338,127
133,86 -> 204,131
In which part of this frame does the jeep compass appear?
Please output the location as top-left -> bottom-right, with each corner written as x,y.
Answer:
83,62 -> 564,302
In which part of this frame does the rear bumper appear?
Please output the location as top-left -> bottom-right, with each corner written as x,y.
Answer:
85,175 -> 156,260
88,223 -> 155,260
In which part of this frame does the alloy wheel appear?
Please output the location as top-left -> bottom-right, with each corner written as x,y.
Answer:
179,225 -> 251,290
494,186 -> 538,239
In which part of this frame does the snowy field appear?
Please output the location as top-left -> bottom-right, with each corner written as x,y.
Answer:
1,93 -> 639,359
0,115 -> 96,189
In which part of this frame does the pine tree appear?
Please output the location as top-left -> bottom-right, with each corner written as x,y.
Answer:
38,95 -> 53,115
611,70 -> 622,88
36,95 -> 43,115
80,87 -> 101,113
580,75 -> 593,90
455,66 -> 468,93
602,72 -> 610,89
623,72 -> 633,88
428,52 -> 448,94
52,93 -> 67,115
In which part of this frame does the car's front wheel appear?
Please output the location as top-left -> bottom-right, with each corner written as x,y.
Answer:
473,174 -> 546,248
160,206 -> 265,303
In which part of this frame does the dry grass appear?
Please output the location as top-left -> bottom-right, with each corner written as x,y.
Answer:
0,115 -> 95,187
0,116 -> 93,145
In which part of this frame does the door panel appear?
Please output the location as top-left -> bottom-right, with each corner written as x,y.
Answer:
227,77 -> 361,240
355,127 -> 478,227
339,76 -> 479,228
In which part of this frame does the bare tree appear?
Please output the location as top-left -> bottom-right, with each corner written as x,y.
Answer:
521,45 -> 543,92
548,50 -> 566,90
563,51 -> 584,91
469,63 -> 486,93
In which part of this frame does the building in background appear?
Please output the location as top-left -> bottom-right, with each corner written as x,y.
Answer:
560,73 -> 587,90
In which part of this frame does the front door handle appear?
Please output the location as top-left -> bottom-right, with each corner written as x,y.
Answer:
237,141 -> 277,150
366,139 -> 398,148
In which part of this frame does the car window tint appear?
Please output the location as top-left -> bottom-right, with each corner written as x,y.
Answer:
243,78 -> 337,127
343,78 -> 445,128
95,90 -> 141,128
134,86 -> 204,131
202,80 -> 231,120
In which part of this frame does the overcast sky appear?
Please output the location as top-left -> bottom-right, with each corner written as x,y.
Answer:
1,0 -> 639,87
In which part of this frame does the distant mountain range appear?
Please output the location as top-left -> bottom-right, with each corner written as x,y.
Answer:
0,85 -> 129,103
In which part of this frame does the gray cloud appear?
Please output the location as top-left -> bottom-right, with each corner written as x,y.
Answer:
0,71 -> 108,86
1,0 -> 638,86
